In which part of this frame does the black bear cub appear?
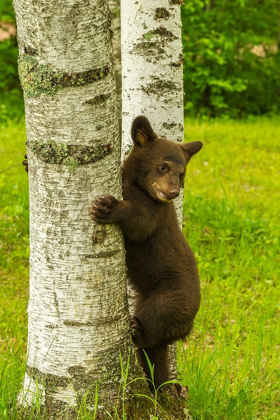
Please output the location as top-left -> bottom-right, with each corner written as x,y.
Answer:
90,116 -> 203,390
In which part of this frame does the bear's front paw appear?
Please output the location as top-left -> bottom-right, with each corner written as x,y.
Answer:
89,195 -> 119,224
130,316 -> 144,347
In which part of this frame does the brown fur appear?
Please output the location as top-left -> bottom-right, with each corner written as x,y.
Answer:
90,116 -> 203,390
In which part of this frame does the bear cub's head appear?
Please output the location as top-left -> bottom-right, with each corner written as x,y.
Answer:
128,116 -> 203,203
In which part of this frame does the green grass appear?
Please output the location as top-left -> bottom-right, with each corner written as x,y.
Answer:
0,120 -> 29,419
179,117 -> 280,419
0,117 -> 279,419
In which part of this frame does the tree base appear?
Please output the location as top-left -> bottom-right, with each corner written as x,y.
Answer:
18,383 -> 191,420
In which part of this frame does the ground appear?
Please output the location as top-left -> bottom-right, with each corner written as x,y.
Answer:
0,117 -> 279,419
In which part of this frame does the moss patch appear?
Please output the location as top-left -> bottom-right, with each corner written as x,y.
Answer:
158,386 -> 189,419
18,55 -> 110,98
26,366 -> 69,388
28,139 -> 112,169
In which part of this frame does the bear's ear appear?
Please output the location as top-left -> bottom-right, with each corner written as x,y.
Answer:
181,141 -> 203,160
131,116 -> 158,147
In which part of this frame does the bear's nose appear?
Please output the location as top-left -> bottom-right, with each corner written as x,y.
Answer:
169,189 -> 180,199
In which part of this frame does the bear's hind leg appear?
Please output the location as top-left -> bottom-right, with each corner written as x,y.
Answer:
137,344 -> 169,391
133,290 -> 196,348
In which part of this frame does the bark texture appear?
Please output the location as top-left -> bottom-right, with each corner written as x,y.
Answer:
14,0 -> 153,417
121,0 -> 184,384
121,0 -> 184,160
109,0 -> 121,121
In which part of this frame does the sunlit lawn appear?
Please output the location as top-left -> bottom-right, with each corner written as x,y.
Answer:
179,117 -> 280,419
0,117 -> 279,419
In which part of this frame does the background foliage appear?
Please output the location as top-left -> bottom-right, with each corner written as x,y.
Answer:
182,0 -> 280,117
0,0 -> 280,119
0,0 -> 23,122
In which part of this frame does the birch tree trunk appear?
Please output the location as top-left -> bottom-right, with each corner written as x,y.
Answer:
109,0 -> 121,122
13,0 -> 154,418
121,0 -> 184,382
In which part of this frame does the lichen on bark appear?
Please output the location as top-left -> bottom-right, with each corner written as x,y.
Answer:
26,366 -> 69,389
18,55 -> 111,98
27,139 -> 112,168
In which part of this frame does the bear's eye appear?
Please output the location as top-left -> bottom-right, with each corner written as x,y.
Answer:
159,165 -> 167,172
180,173 -> 184,180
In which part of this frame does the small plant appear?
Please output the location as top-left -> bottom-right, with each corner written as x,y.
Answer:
129,350 -> 181,419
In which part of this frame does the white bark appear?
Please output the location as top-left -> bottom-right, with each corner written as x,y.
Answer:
13,0 -> 136,416
109,0 -> 122,121
121,0 -> 184,381
121,0 -> 184,157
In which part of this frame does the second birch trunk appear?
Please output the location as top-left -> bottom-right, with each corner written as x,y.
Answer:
121,0 -> 184,382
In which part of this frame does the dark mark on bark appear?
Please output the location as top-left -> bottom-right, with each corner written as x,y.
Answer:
92,227 -> 106,243
85,250 -> 120,259
171,53 -> 184,67
133,26 -> 178,61
169,0 -> 184,5
109,28 -> 114,40
53,284 -> 60,321
163,122 -> 184,131
23,44 -> 37,56
64,320 -> 96,327
64,315 -> 122,327
83,92 -> 111,105
18,55 -> 111,98
143,27 -> 178,42
133,41 -> 165,59
155,8 -> 171,21
27,140 -> 112,168
142,77 -> 179,99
